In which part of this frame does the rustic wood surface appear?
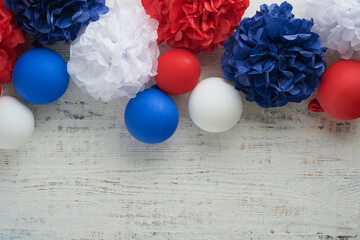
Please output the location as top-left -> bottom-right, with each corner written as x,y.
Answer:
0,0 -> 359,239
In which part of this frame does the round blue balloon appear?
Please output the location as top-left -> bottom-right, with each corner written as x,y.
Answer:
12,48 -> 69,105
125,89 -> 179,144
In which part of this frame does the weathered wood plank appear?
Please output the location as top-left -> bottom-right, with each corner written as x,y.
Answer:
0,230 -> 358,240
0,0 -> 359,239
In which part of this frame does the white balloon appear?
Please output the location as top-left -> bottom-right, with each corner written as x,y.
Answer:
188,77 -> 243,133
0,96 -> 34,149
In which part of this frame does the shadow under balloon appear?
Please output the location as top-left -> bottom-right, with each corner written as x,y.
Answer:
308,112 -> 358,137
305,91 -> 359,139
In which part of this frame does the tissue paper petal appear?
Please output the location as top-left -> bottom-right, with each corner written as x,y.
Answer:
0,1 -> 25,93
222,2 -> 326,108
307,0 -> 360,59
67,0 -> 160,102
142,0 -> 249,53
4,0 -> 109,45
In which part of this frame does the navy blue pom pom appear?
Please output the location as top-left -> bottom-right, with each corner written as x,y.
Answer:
222,2 -> 326,108
4,0 -> 109,45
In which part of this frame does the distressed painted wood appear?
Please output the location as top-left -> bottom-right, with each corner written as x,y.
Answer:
0,0 -> 359,239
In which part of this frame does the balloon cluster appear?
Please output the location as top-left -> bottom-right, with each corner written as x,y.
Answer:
2,0 -> 360,150
125,49 -> 244,144
0,0 -> 100,149
1,48 -> 69,149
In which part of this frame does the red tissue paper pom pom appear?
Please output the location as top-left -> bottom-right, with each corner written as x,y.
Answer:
142,0 -> 250,53
0,2 -> 25,94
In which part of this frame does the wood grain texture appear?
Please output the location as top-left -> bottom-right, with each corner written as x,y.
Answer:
0,0 -> 359,239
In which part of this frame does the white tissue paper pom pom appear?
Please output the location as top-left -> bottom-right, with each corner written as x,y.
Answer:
307,0 -> 360,59
67,0 -> 160,102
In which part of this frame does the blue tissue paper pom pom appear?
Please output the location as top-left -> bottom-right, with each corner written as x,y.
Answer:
4,0 -> 109,46
221,2 -> 326,108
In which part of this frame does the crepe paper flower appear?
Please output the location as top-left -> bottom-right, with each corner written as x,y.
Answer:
307,0 -> 360,59
222,2 -> 326,108
67,0 -> 160,102
141,0 -> 250,53
4,0 -> 109,46
0,1 -> 26,95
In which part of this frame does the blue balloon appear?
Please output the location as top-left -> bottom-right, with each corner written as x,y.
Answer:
125,89 -> 179,144
12,48 -> 69,105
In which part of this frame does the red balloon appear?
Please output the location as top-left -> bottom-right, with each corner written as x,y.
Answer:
309,60 -> 360,120
155,49 -> 201,95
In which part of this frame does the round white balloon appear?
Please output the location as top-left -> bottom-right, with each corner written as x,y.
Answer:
188,77 -> 243,133
0,96 -> 34,149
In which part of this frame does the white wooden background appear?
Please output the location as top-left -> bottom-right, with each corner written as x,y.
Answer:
0,0 -> 359,239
